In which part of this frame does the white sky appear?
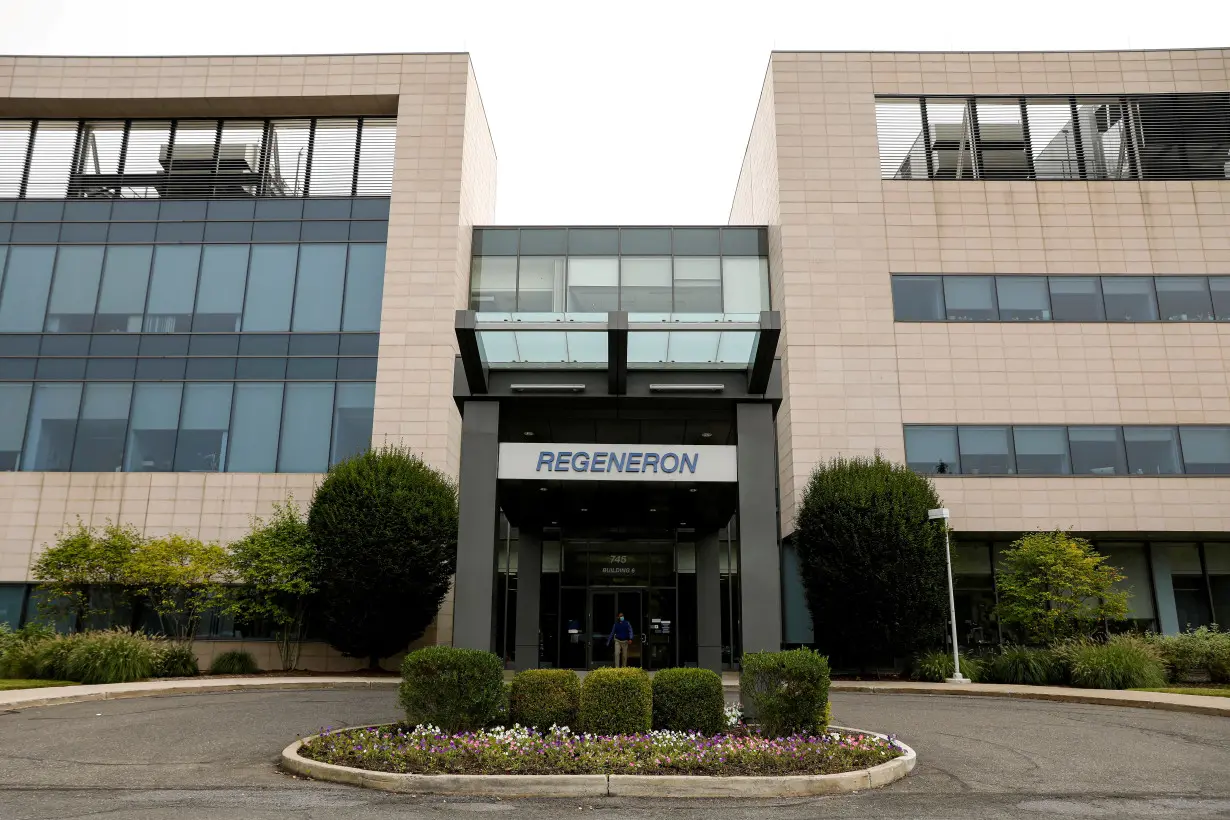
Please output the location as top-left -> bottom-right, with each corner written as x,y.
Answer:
1,0 -> 1226,224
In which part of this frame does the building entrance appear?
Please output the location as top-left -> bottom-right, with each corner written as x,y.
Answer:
588,588 -> 644,668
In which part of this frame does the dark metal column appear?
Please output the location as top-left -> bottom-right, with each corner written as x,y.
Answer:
452,400 -> 501,651
736,402 -> 782,654
697,531 -> 723,672
514,528 -> 543,669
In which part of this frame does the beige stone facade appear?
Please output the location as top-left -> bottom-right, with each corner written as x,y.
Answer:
0,53 -> 497,666
730,49 -> 1230,535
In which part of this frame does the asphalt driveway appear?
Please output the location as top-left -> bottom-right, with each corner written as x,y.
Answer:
1,689 -> 1228,819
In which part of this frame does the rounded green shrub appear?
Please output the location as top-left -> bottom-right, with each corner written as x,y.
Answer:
909,649 -> 983,683
399,646 -> 505,733
984,646 -> 1061,686
1149,626 -> 1230,683
65,630 -> 157,684
740,648 -> 831,738
652,667 -> 725,735
510,669 -> 580,731
209,650 -> 260,676
1066,635 -> 1166,690
154,644 -> 201,678
578,667 -> 652,736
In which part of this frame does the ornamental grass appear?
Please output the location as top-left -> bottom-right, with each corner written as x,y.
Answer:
298,724 -> 903,777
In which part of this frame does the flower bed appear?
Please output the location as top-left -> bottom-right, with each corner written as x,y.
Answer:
298,724 -> 904,777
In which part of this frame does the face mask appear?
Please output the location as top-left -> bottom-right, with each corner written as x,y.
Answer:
619,616 -> 625,622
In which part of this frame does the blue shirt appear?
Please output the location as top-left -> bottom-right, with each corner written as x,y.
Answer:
608,620 -> 634,642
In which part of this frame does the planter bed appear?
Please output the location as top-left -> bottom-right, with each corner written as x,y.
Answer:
296,723 -> 905,777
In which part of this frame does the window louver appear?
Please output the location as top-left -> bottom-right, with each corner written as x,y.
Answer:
876,93 -> 1230,181
0,117 -> 396,199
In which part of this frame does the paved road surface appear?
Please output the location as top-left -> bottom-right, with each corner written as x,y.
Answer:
1,689 -> 1228,819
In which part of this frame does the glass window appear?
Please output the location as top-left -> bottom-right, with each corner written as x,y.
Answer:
620,258 -> 672,313
331,382 -> 375,465
721,258 -> 770,314
21,383 -> 83,471
242,245 -> 297,331
288,334 -> 340,356
252,221 -> 301,242
45,246 -> 104,332
972,100 -> 1030,178
203,221 -> 253,243
86,358 -> 137,380
1123,426 -> 1183,475
0,246 -> 56,332
1179,427 -> 1230,475
0,383 -> 32,470
1069,426 -> 1127,475
71,383 -> 131,472
568,228 -> 618,255
721,228 -> 766,256
905,426 -> 960,474
673,257 -> 722,313
517,229 -> 566,256
470,257 -> 517,313
0,583 -> 25,628
24,120 -> 76,198
339,333 -> 379,356
286,358 -> 337,380
1048,277 -> 1105,321
145,246 -> 200,332
471,228 -> 518,256
342,244 -> 385,331
308,119 -> 358,196
59,223 -> 109,243
228,383 -> 284,472
193,245 -> 248,332
0,121 -> 31,197
1210,278 -> 1230,321
566,258 -> 619,313
185,358 -> 236,380
1155,277 -> 1214,321
1013,426 -> 1071,475
958,426 -> 1015,474
944,276 -> 997,320
1102,277 -> 1158,321
174,383 -> 233,472
517,257 -> 565,313
996,276 -> 1051,321
278,383 -> 334,472
292,244 -> 346,331
891,275 -> 945,321
107,222 -> 157,243
620,228 -> 671,255
96,246 -> 153,333
1099,543 -> 1156,622
672,228 -> 720,255
356,119 -> 396,196
206,199 -> 256,220
36,358 -> 87,380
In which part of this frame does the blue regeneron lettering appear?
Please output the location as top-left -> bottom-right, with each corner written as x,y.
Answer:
535,450 -> 699,474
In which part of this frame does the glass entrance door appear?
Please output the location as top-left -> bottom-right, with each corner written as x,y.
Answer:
588,589 -> 644,669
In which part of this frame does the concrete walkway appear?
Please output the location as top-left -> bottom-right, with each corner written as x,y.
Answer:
2,674 -> 1227,716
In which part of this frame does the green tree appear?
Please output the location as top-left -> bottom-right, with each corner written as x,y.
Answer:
308,446 -> 458,668
995,531 -> 1129,643
227,497 -> 317,671
126,534 -> 230,644
31,520 -> 143,629
794,454 -> 949,670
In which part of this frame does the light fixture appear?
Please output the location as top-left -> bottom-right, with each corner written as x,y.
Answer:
649,508 -> 657,512
523,431 -> 534,437
580,507 -> 588,512
539,487 -> 548,492
680,522 -> 687,526
689,488 -> 697,493
551,520 -> 558,525
701,432 -> 713,438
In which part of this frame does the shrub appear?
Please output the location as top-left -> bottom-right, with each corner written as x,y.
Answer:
0,624 -> 58,678
398,646 -> 505,733
984,646 -> 1061,686
1066,635 -> 1166,690
740,648 -> 831,738
209,650 -> 260,676
29,633 -> 83,680
509,669 -> 580,731
65,630 -> 157,684
1148,626 -> 1230,683
909,649 -> 984,683
578,667 -> 652,736
153,644 -> 201,678
652,668 -> 725,735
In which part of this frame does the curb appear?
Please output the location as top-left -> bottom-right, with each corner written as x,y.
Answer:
279,727 -> 916,798
0,678 -> 399,711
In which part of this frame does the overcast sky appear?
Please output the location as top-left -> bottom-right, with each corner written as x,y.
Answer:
1,0 -> 1225,224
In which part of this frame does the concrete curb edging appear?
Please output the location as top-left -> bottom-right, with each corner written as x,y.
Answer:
279,726 -> 916,798
0,677 -> 399,711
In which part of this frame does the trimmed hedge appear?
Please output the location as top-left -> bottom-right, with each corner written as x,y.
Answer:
510,669 -> 580,730
740,648 -> 831,737
578,667 -> 652,735
209,650 -> 260,676
399,646 -> 505,733
652,667 -> 725,735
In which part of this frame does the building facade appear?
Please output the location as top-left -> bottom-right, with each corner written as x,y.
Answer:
1,49 -> 1228,670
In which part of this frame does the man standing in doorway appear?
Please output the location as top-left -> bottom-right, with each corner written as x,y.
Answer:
607,611 -> 634,667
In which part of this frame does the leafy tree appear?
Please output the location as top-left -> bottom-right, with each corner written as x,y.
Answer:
126,535 -> 230,644
308,446 -> 458,668
794,454 -> 949,670
227,497 -> 317,671
31,520 -> 143,629
995,531 -> 1128,644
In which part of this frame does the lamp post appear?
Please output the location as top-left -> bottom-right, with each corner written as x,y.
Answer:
928,507 -> 970,684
